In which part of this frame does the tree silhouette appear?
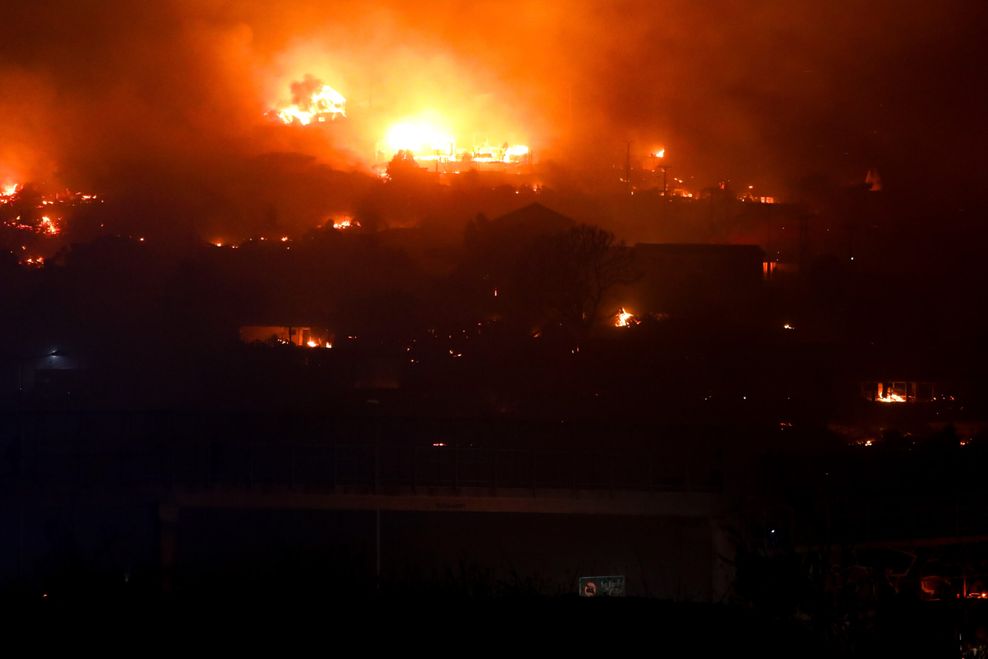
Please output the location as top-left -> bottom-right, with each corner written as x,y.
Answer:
515,224 -> 637,329
386,150 -> 425,182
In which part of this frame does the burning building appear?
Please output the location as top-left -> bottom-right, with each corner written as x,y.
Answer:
271,75 -> 347,125
268,73 -> 532,181
239,325 -> 333,349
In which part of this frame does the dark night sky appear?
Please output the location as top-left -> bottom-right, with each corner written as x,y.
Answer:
0,0 -> 985,225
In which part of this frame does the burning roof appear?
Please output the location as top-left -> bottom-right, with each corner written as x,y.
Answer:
272,75 -> 346,125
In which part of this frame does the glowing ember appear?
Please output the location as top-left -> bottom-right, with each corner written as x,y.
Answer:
274,75 -> 346,125
19,256 -> 44,268
306,340 -> 319,348
654,148 -> 665,158
613,307 -> 640,327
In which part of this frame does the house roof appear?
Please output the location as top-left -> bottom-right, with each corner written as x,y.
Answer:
492,203 -> 575,237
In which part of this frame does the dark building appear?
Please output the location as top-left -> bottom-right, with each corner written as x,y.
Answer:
607,244 -> 766,326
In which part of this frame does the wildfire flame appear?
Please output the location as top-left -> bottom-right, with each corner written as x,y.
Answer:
503,144 -> 530,160
2,182 -> 18,197
469,143 -> 530,163
384,120 -> 455,159
331,216 -> 358,230
614,307 -> 640,327
268,72 -> 531,169
381,118 -> 528,165
274,75 -> 346,126
39,215 -> 60,236
20,256 -> 44,268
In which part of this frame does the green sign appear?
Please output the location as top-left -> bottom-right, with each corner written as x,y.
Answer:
579,575 -> 625,597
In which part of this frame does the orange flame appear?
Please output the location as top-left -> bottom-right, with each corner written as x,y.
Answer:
614,307 -> 639,327
20,256 -> 44,268
332,216 -> 358,230
381,117 -> 528,165
384,119 -> 455,159
39,215 -> 60,236
274,77 -> 346,125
